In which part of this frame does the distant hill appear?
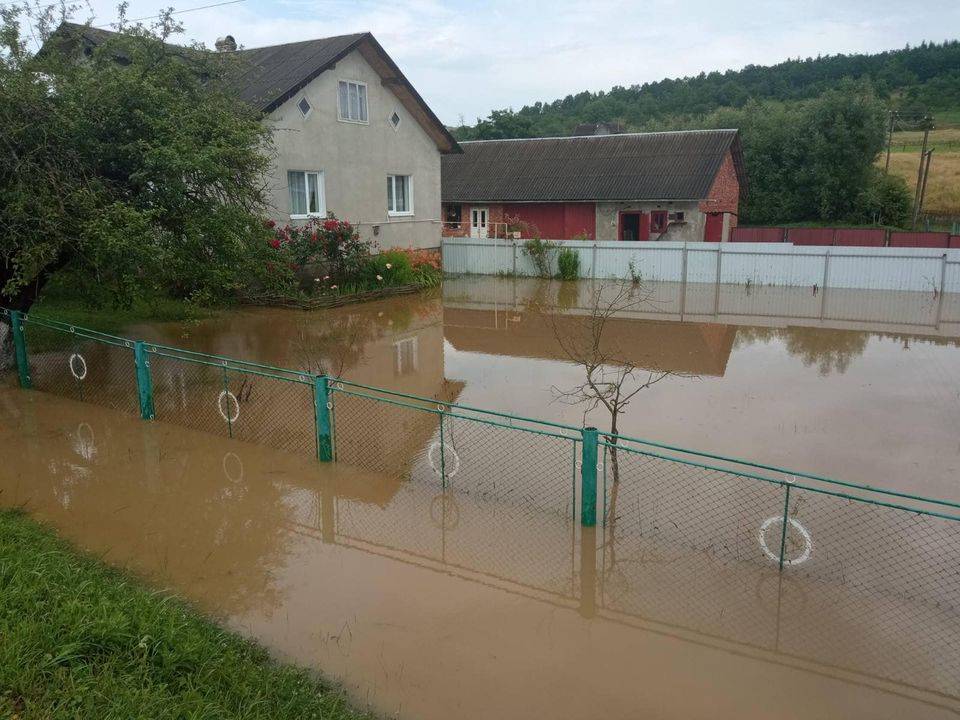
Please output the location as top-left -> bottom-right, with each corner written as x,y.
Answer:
454,41 -> 960,140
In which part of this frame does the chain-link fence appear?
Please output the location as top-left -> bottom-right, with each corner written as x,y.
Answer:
3,306 -> 960,697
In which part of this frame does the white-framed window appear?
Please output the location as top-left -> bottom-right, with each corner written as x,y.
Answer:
393,337 -> 418,375
389,109 -> 402,131
287,170 -> 325,218
387,174 -> 413,216
338,80 -> 368,123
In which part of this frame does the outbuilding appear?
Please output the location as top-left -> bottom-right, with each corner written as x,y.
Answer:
441,129 -> 745,243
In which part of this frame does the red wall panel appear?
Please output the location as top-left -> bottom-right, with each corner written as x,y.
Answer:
834,228 -> 885,247
889,232 -> 950,248
562,203 -> 597,240
949,235 -> 960,249
508,203 -> 595,240
730,227 -> 785,243
788,228 -> 835,246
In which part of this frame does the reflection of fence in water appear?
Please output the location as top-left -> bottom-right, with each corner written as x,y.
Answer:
4,306 -> 960,699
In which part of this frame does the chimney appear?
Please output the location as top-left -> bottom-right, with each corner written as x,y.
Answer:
215,35 -> 237,52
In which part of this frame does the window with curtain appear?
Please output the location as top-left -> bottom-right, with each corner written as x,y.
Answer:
338,80 -> 368,122
287,170 -> 324,217
387,175 -> 412,215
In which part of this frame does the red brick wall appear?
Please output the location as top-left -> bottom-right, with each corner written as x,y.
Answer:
699,151 -> 740,215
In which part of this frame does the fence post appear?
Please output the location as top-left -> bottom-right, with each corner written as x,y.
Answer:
679,243 -> 689,318
133,341 -> 155,420
512,240 -> 518,276
936,252 -> 947,327
778,482 -> 793,571
714,245 -> 723,315
438,406 -> 447,489
581,427 -> 598,527
314,375 -> 333,462
819,250 -> 831,321
9,310 -> 31,389
591,243 -> 598,279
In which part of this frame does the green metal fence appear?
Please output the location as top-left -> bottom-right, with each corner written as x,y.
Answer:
2,307 -> 960,622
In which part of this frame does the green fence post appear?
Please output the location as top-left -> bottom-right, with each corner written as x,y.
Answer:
438,406 -> 447,489
9,311 -> 31,389
133,341 -> 155,420
778,482 -> 793,571
581,426 -> 598,527
314,375 -> 333,462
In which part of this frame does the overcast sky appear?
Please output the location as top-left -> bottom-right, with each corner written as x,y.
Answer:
72,0 -> 960,125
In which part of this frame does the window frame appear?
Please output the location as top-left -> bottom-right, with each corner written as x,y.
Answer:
337,79 -> 369,124
389,109 -> 402,131
651,209 -> 669,233
387,174 -> 414,217
287,169 -> 326,220
297,95 -> 312,119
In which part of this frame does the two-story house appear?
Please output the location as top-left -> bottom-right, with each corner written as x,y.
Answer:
58,24 -> 460,249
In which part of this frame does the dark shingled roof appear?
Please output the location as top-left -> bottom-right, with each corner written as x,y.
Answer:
442,129 -> 744,202
52,23 -> 459,153
230,33 -> 369,111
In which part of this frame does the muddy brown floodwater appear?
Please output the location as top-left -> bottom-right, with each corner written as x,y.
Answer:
2,276 -> 960,718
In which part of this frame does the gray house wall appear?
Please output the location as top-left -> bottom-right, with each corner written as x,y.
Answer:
594,201 -> 706,242
265,49 -> 442,249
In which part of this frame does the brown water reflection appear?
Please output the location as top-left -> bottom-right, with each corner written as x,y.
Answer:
2,388 -> 958,719
105,277 -> 960,501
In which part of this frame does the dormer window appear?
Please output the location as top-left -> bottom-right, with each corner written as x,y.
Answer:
297,96 -> 312,118
390,111 -> 401,130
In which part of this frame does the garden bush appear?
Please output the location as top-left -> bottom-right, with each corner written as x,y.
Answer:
557,247 -> 580,280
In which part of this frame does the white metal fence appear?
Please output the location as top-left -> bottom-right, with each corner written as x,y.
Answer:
442,238 -> 960,295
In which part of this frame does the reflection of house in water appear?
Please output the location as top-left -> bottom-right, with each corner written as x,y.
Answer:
443,307 -> 738,377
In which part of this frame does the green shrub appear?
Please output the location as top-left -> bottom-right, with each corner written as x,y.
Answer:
364,250 -> 415,286
557,247 -> 580,280
522,238 -> 557,277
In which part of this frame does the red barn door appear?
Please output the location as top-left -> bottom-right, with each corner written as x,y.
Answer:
704,212 -> 723,242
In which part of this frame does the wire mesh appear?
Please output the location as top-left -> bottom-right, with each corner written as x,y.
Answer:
786,486 -> 960,609
22,320 -> 138,415
600,443 -> 787,568
148,350 -> 316,456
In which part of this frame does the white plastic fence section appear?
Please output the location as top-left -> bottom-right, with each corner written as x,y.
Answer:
441,238 -> 960,294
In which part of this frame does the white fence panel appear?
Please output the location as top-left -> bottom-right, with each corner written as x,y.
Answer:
442,238 -> 960,295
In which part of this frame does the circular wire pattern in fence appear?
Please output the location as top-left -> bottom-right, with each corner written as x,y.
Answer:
757,515 -> 813,566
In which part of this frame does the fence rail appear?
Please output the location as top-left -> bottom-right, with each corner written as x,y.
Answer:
2,304 -> 960,686
443,238 -> 960,301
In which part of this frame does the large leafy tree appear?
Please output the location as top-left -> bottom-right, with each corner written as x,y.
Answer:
0,5 -> 275,313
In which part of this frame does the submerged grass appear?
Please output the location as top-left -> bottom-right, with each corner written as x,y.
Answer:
0,509 -> 373,720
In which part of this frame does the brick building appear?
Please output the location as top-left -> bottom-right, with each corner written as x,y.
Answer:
441,129 -> 745,242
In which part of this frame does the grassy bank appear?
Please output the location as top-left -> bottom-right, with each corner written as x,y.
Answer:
25,273 -> 215,335
0,510 -> 372,720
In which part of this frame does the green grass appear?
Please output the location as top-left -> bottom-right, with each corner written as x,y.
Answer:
0,510 -> 373,720
26,273 -> 216,335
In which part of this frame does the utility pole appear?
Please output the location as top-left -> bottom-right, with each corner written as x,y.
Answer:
912,115 -> 932,229
916,149 -> 934,227
884,110 -> 896,173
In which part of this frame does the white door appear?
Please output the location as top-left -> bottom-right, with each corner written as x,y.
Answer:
470,207 -> 489,239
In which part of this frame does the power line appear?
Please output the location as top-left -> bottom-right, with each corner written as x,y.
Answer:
93,0 -> 246,28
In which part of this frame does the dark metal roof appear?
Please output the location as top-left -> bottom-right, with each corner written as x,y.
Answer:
442,129 -> 744,202
52,23 -> 459,153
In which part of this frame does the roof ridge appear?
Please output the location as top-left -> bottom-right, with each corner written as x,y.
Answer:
458,129 -> 738,144
233,31 -> 369,55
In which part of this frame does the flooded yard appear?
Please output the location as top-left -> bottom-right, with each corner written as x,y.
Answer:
112,276 -> 960,501
2,276 -> 960,718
